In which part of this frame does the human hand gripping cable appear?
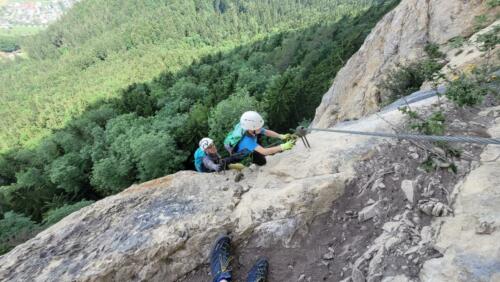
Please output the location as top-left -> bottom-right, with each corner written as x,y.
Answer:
280,139 -> 296,151
281,133 -> 299,142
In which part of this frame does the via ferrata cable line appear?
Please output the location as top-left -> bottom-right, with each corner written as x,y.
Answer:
294,126 -> 500,149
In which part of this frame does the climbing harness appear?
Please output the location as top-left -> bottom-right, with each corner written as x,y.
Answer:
295,126 -> 500,147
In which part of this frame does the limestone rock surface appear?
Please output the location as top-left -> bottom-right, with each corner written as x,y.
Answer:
420,110 -> 500,282
312,0 -> 496,128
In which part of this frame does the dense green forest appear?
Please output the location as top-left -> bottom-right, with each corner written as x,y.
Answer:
0,0 -> 400,254
1,0 -> 376,151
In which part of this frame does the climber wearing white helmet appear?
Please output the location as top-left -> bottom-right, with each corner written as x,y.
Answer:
194,137 -> 245,173
224,111 -> 296,166
194,137 -> 223,172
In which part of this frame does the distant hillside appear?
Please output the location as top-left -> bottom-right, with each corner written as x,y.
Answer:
0,0 -> 78,36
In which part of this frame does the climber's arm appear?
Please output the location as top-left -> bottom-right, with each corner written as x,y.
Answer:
254,145 -> 282,156
202,156 -> 222,172
262,129 -> 284,139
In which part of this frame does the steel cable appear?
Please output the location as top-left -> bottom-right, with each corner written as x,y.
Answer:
298,127 -> 500,146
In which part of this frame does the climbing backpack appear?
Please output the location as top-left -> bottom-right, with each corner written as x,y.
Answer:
223,123 -> 245,154
193,147 -> 207,172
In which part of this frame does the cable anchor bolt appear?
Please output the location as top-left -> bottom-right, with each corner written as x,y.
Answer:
295,126 -> 311,149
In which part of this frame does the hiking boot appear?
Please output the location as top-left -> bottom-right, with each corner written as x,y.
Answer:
246,257 -> 269,282
210,235 -> 233,282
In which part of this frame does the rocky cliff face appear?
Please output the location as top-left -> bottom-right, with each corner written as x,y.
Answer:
312,0 -> 497,128
1,0 -> 499,281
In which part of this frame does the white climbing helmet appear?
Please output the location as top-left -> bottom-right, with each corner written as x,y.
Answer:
240,111 -> 264,131
199,137 -> 214,151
